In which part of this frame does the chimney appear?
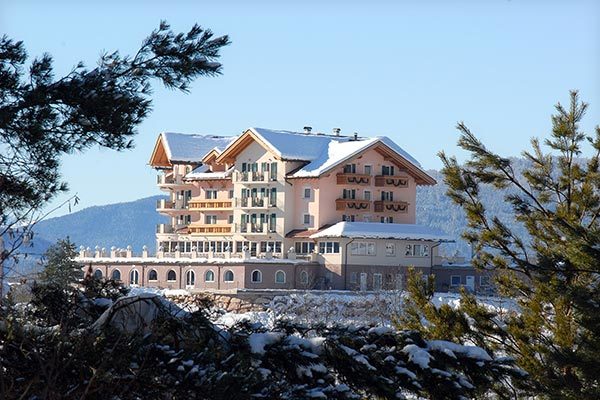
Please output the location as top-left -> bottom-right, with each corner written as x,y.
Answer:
353,132 -> 358,141
333,128 -> 341,136
303,126 -> 312,134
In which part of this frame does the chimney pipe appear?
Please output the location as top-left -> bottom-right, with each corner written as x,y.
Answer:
333,128 -> 341,136
353,132 -> 358,141
303,126 -> 312,134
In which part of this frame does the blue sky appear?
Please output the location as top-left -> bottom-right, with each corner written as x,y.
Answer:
2,1 -> 599,217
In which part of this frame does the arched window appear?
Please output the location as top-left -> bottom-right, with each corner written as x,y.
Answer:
300,270 -> 309,284
186,270 -> 195,286
130,269 -> 139,285
251,270 -> 262,283
94,269 -> 103,279
224,270 -> 234,282
111,269 -> 121,281
205,270 -> 215,282
148,269 -> 158,281
275,270 -> 286,284
167,270 -> 177,281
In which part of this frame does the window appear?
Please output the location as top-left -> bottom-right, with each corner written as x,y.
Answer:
275,270 -> 286,284
224,270 -> 234,282
381,191 -> 394,201
205,270 -> 215,282
303,214 -> 311,225
148,269 -> 158,281
269,189 -> 277,207
373,273 -> 383,291
270,162 -> 278,180
382,165 -> 395,176
229,190 -> 234,199
295,242 -> 315,254
93,269 -> 103,279
318,241 -> 340,254
450,276 -> 461,286
111,269 -> 121,281
251,270 -> 262,283
167,270 -> 177,281
385,243 -> 396,256
303,187 -> 312,199
130,270 -> 139,285
228,215 -> 234,224
205,215 -> 217,224
342,189 -> 356,199
300,271 -> 309,284
269,213 -> 277,232
364,165 -> 372,175
480,276 -> 491,286
381,216 -> 394,223
342,214 -> 356,222
260,241 -> 282,253
350,242 -> 376,256
350,272 -> 358,283
405,244 -> 429,257
364,190 -> 371,201
186,270 -> 195,286
343,164 -> 356,173
205,189 -> 218,199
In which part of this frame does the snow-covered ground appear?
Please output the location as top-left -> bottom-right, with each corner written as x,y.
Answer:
125,286 -> 519,329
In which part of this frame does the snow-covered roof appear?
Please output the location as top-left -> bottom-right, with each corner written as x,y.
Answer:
160,132 -> 235,163
76,256 -> 310,265
310,222 -> 453,242
184,166 -> 234,180
250,128 -> 350,161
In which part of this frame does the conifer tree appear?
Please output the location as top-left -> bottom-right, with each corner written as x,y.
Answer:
401,91 -> 600,399
0,21 -> 230,267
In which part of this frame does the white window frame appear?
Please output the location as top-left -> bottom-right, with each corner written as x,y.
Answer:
318,241 -> 340,254
186,270 -> 195,286
275,270 -> 286,284
148,269 -> 158,281
373,273 -> 383,291
223,270 -> 234,282
205,215 -> 217,225
111,269 -> 121,281
251,269 -> 262,283
303,213 -> 311,226
167,270 -> 177,282
205,270 -> 215,282
364,165 -> 372,175
350,242 -> 376,256
364,190 -> 371,201
385,243 -> 396,256
303,187 -> 312,199
130,269 -> 139,285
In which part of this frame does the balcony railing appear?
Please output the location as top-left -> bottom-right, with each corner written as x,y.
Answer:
374,200 -> 409,213
235,197 -> 278,208
156,199 -> 174,210
156,224 -> 175,234
374,175 -> 409,188
187,224 -> 232,235
188,199 -> 233,210
336,173 -> 371,185
234,223 -> 276,234
237,171 -> 268,183
335,199 -> 371,211
157,174 -> 177,185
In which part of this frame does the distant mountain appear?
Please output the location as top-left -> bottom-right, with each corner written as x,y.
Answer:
30,162 -> 532,261
33,195 -> 167,253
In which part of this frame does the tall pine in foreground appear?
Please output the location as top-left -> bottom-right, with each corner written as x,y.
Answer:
401,91 -> 600,399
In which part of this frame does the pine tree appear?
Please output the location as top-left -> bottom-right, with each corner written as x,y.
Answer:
0,21 -> 230,266
401,91 -> 600,398
38,238 -> 80,287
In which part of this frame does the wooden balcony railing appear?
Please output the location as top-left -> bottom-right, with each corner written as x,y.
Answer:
374,200 -> 409,213
188,199 -> 233,210
336,173 -> 371,185
187,224 -> 232,235
335,199 -> 371,211
374,175 -> 409,187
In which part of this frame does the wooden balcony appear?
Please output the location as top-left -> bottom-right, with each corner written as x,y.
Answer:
187,224 -> 232,235
188,199 -> 233,211
336,173 -> 371,185
374,175 -> 409,187
335,199 -> 371,211
374,200 -> 409,213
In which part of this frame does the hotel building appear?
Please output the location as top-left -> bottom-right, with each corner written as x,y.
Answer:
78,127 -> 479,292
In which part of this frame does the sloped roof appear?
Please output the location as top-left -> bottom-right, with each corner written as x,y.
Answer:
310,222 -> 453,242
159,132 -> 235,163
184,166 -> 234,180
